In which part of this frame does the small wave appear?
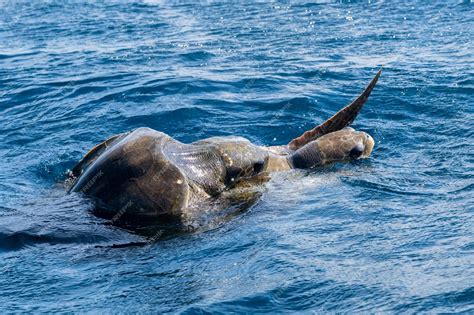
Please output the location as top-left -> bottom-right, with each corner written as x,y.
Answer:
345,178 -> 437,197
0,230 -> 110,252
178,50 -> 216,62
42,73 -> 137,88
0,51 -> 39,60
394,287 -> 474,313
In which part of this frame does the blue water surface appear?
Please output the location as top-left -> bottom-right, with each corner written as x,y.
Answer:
1,1 -> 473,313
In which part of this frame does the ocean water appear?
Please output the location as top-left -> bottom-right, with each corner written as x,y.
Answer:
1,1 -> 473,313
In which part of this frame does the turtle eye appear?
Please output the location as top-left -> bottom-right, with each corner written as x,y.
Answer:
349,143 -> 364,159
253,161 -> 265,174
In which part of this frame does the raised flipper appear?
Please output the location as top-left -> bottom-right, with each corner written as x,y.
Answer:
288,68 -> 382,150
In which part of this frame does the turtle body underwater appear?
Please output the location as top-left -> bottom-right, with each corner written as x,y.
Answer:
67,69 -> 381,227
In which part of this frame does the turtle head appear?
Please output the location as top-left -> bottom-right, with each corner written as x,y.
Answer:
290,128 -> 374,169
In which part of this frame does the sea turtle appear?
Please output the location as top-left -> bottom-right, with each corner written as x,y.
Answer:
67,69 -> 381,226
